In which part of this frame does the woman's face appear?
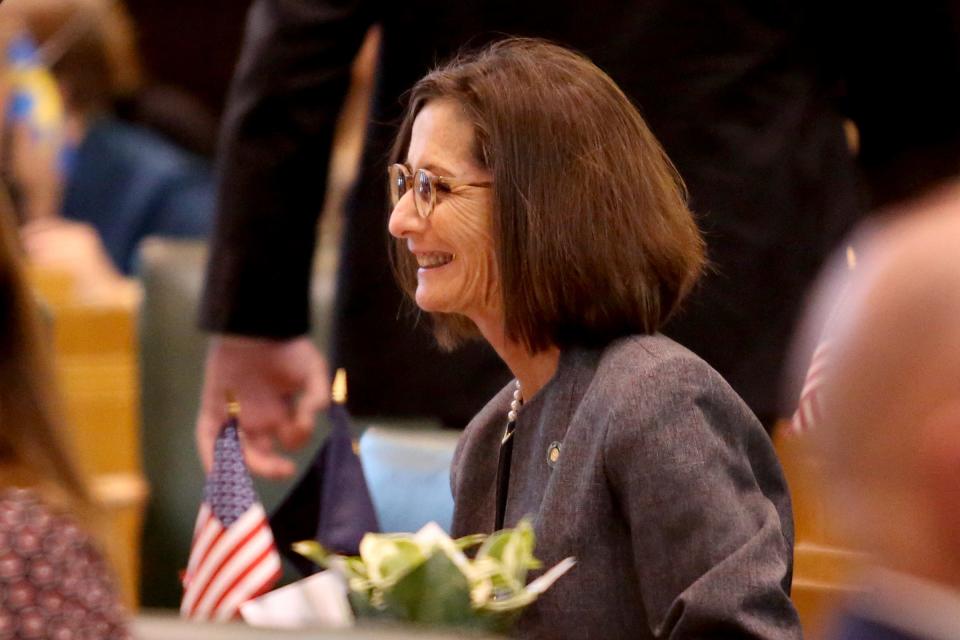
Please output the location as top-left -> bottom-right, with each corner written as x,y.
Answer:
388,99 -> 499,323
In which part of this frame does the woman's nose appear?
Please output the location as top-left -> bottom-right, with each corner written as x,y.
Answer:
388,189 -> 426,238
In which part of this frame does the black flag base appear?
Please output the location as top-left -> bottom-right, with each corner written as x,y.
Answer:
270,404 -> 380,576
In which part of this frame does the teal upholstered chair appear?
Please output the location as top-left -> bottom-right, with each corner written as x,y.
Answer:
137,239 -> 333,608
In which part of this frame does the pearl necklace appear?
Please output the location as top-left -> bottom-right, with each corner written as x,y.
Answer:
508,380 -> 523,422
502,380 -> 522,444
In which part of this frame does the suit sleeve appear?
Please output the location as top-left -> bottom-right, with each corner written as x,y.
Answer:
603,357 -> 801,639
199,0 -> 375,337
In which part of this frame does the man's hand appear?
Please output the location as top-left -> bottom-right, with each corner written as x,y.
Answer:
196,335 -> 330,479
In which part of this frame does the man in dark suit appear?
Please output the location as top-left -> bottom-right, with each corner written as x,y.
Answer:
196,0 -> 960,477
810,184 -> 960,640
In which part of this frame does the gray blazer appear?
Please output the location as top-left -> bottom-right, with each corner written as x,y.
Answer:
451,335 -> 801,639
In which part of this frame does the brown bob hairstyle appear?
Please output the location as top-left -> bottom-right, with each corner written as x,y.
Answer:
390,38 -> 705,353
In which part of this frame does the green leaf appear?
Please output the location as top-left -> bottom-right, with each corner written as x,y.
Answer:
348,590 -> 389,620
298,521 -> 574,633
360,535 -> 427,588
382,550 -> 473,625
292,540 -> 329,566
454,533 -> 487,550
476,518 -> 541,589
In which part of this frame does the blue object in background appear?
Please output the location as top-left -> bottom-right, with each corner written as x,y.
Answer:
62,117 -> 214,274
6,33 -> 65,140
359,426 -> 458,534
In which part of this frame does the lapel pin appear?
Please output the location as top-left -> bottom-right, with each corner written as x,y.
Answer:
547,441 -> 562,468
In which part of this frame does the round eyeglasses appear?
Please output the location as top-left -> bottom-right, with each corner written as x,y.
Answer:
388,163 -> 491,218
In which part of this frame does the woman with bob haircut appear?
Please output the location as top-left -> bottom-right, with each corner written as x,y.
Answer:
388,39 -> 800,638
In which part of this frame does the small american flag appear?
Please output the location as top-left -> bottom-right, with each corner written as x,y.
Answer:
180,419 -> 282,621
790,244 -> 859,434
791,339 -> 831,433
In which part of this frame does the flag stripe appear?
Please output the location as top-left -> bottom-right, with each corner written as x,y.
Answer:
181,423 -> 281,621
210,540 -> 278,615
182,504 -> 268,616
212,546 -> 283,621
185,524 -> 226,597
193,524 -> 276,618
181,517 -> 224,617
805,353 -> 831,380
791,340 -> 834,434
181,521 -> 228,616
190,503 -> 212,543
185,507 -> 219,580
799,366 -> 828,395
181,519 -> 224,616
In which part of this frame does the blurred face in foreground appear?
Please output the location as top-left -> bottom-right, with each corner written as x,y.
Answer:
814,198 -> 960,586
388,99 -> 498,325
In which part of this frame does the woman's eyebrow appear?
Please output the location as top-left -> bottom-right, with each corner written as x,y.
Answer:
404,159 -> 455,176
421,162 -> 454,176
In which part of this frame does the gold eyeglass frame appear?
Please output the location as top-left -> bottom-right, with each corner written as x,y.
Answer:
388,163 -> 492,218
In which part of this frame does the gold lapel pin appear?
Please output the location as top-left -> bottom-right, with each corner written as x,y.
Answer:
547,441 -> 562,467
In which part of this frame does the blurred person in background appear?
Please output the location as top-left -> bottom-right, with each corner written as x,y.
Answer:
0,0 -> 214,290
197,0 -> 960,478
0,184 -> 129,635
809,181 -> 960,640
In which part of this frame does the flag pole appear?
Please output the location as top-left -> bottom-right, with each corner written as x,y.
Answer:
225,390 -> 240,419
269,365 -> 379,565
332,368 -> 347,405
182,390 -> 282,620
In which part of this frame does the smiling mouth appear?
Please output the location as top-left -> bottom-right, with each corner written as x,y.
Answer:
416,252 -> 454,269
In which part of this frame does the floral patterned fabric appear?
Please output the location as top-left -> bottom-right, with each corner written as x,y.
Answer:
0,488 -> 130,639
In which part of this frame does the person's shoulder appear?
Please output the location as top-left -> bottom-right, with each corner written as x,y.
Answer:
586,334 -> 763,448
450,380 -> 513,504
452,381 -> 515,469
590,334 -> 726,402
0,487 -> 131,636
0,486 -> 95,564
459,381 -> 514,448
0,486 -> 100,587
0,486 -> 62,533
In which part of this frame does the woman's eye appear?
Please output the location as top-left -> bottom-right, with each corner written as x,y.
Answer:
414,173 -> 432,197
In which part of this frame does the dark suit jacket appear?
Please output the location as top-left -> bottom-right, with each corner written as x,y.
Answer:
200,0 -> 960,425
451,335 -> 800,638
